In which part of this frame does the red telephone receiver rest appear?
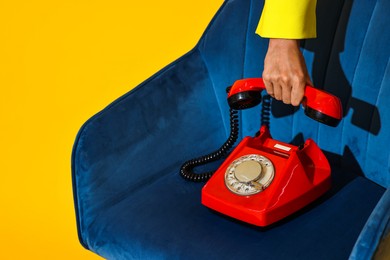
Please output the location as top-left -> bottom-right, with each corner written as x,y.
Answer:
227,78 -> 343,127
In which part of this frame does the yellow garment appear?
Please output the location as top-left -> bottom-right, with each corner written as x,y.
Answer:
257,0 -> 317,39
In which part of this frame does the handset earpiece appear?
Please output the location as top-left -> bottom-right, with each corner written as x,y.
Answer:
227,78 -> 343,127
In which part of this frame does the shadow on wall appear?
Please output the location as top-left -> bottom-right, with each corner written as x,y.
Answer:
271,0 -> 381,136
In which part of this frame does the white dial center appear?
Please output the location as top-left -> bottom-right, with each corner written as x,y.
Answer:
234,160 -> 262,182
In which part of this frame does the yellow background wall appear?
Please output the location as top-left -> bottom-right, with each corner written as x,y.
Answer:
0,0 -> 222,259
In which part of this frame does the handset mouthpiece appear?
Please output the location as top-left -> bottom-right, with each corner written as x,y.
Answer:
227,78 -> 265,110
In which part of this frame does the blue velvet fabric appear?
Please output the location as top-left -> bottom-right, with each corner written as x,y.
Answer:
72,0 -> 390,258
80,166 -> 383,260
350,187 -> 390,259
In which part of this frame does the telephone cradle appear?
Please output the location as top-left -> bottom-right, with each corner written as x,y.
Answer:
202,125 -> 331,227
180,78 -> 342,227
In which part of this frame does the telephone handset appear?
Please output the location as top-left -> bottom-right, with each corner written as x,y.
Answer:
227,78 -> 342,126
180,78 -> 343,227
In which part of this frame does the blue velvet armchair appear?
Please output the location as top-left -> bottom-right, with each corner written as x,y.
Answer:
72,0 -> 390,259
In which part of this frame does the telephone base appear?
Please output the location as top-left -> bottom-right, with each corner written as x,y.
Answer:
201,126 -> 331,227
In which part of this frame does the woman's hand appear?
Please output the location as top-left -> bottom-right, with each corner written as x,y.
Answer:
262,39 -> 312,106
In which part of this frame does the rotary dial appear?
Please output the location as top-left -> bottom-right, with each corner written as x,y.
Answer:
225,154 -> 274,195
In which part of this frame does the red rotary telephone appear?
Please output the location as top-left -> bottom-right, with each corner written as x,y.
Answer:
181,78 -> 342,227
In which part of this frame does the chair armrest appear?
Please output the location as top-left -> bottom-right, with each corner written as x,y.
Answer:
350,186 -> 390,259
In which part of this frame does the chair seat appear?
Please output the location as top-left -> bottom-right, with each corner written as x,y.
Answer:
82,163 -> 385,260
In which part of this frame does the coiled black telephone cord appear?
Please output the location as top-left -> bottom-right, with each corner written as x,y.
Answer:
179,107 -> 239,182
261,94 -> 271,129
179,92 -> 272,182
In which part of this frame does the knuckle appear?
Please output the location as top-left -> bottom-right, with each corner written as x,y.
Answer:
295,71 -> 306,80
269,74 -> 278,83
262,73 -> 271,82
279,75 -> 290,85
292,75 -> 305,85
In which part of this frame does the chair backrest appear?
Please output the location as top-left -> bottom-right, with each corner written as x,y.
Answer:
198,0 -> 390,187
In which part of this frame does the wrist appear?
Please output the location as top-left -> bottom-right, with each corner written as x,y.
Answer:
268,38 -> 300,50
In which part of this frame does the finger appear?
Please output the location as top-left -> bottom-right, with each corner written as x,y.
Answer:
291,78 -> 306,106
262,75 -> 274,97
282,84 -> 292,104
274,75 -> 289,101
273,83 -> 282,101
